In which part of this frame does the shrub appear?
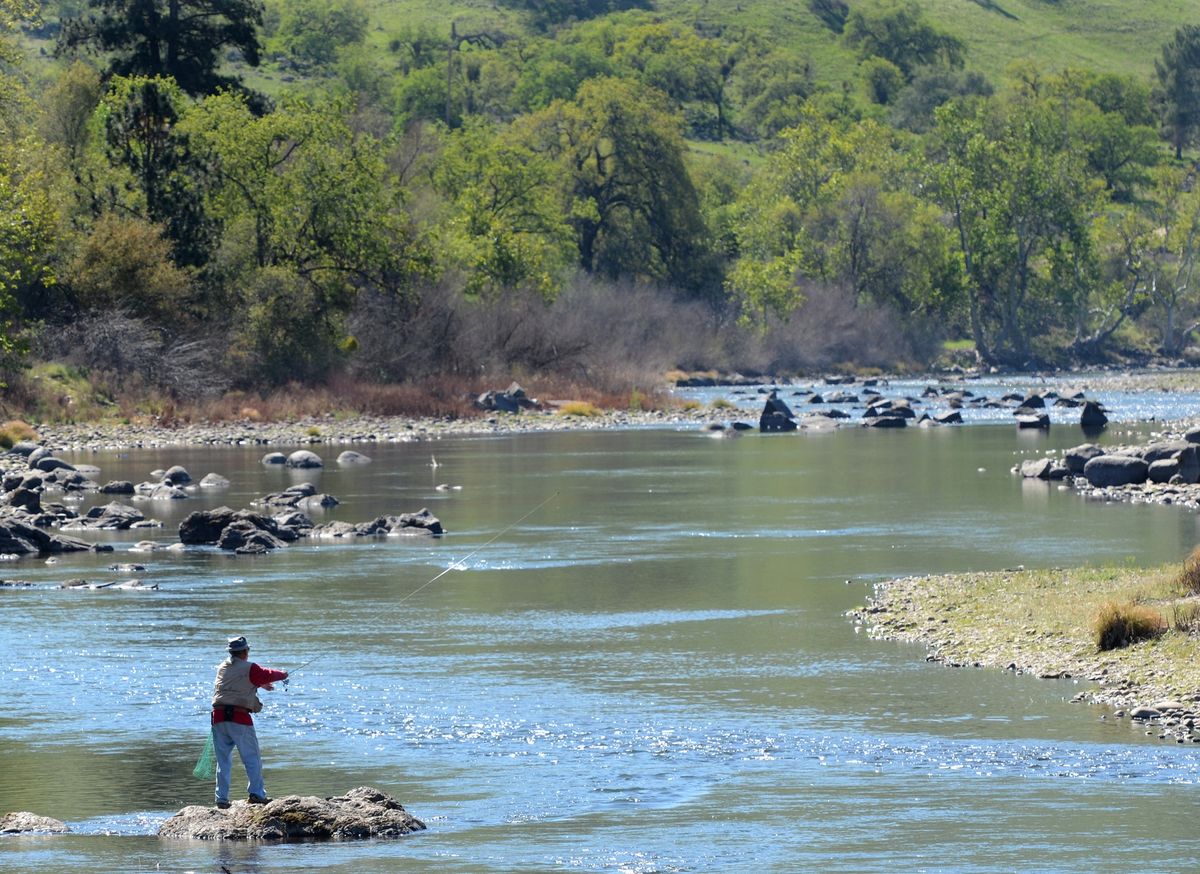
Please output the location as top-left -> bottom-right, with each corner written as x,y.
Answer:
1094,601 -> 1165,651
306,425 -> 322,437
1176,545 -> 1200,595
558,401 -> 601,417
710,398 -> 735,410
0,420 -> 37,449
680,399 -> 702,411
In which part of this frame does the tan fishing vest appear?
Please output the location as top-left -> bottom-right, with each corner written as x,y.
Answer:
211,657 -> 263,712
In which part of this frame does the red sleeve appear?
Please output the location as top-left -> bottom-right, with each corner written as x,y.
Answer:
249,663 -> 287,686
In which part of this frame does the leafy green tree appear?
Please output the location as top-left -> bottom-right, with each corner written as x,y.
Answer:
928,93 -> 1102,365
520,77 -> 714,294
512,41 -> 611,112
1154,25 -> 1200,160
393,65 -> 453,126
58,0 -> 264,99
38,60 -> 103,167
271,0 -> 367,68
608,21 -> 731,139
0,146 -> 58,364
1115,167 -> 1200,356
843,0 -> 964,80
888,66 -> 991,132
0,0 -> 37,135
181,90 -> 432,382
432,120 -> 575,297
861,57 -> 904,105
729,46 -> 816,138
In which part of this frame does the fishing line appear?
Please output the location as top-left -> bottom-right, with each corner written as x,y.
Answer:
287,490 -> 560,679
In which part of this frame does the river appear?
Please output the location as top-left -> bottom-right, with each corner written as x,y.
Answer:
3,405 -> 1200,871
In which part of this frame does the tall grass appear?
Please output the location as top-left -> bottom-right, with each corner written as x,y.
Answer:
1093,601 -> 1165,651
1176,545 -> 1200,596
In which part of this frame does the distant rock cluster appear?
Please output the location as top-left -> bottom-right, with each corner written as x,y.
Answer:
734,380 -> 1109,433
0,442 -> 440,567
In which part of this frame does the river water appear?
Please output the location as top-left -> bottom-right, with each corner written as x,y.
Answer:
4,398 -> 1200,871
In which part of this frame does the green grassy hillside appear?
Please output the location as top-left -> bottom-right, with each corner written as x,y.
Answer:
26,0 -> 1189,95
353,0 -> 1190,85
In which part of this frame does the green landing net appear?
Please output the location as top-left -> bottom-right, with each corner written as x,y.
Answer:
192,730 -> 215,780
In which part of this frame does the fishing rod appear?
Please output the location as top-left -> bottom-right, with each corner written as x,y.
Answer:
286,490 -> 560,680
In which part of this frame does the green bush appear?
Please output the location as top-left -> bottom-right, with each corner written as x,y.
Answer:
1094,601 -> 1164,651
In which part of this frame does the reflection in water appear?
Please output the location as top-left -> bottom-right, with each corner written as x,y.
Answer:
3,426 -> 1200,871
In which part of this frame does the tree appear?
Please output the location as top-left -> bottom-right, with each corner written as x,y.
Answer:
1154,25 -> 1200,160
843,0 -> 964,80
0,0 -> 38,134
1116,167 -> 1200,356
431,119 -> 575,297
181,90 -> 432,382
272,0 -> 367,68
0,146 -> 58,368
58,0 -> 264,99
928,94 -> 1102,366
89,75 -> 216,267
38,60 -> 103,167
520,77 -> 714,294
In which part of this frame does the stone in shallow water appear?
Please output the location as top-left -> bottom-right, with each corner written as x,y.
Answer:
157,786 -> 425,841
0,812 -> 69,834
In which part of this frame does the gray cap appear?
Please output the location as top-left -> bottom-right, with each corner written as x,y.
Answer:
227,635 -> 249,653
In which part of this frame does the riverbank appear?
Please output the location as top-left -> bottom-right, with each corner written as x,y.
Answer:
852,565 -> 1200,742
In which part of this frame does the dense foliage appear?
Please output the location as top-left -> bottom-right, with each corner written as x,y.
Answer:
2,0 -> 1200,409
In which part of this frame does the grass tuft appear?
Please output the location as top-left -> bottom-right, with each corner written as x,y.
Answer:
1094,601 -> 1165,651
558,401 -> 602,417
0,420 -> 38,449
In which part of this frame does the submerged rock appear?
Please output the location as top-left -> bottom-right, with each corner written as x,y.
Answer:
157,786 -> 424,841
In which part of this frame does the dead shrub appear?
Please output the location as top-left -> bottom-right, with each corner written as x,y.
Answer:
1094,601 -> 1165,651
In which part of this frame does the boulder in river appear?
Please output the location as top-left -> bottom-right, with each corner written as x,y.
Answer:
61,501 -> 146,530
286,450 -> 323,469
863,415 -> 906,428
1079,400 -> 1108,429
759,391 -> 796,432
34,456 -> 75,474
1015,413 -> 1050,430
337,450 -> 372,465
157,786 -> 424,841
1083,455 -> 1148,487
162,465 -> 192,485
1063,443 -> 1104,474
0,812 -> 69,834
262,452 -> 287,465
99,480 -> 135,494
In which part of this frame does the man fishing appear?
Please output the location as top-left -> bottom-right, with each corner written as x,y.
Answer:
210,636 -> 288,809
